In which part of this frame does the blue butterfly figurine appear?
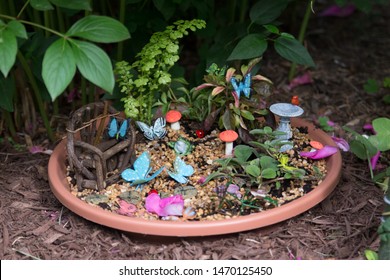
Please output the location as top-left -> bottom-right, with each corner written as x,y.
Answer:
136,117 -> 167,141
121,151 -> 165,187
167,156 -> 194,184
230,73 -> 251,99
108,117 -> 129,140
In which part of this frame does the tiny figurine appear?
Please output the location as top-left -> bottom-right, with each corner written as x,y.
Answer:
165,110 -> 182,131
136,117 -> 167,140
168,137 -> 192,156
219,130 -> 239,156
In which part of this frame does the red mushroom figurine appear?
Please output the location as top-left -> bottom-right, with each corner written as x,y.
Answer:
165,110 -> 182,131
219,130 -> 238,156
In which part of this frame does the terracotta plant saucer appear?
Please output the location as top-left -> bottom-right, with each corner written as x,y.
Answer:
48,118 -> 342,237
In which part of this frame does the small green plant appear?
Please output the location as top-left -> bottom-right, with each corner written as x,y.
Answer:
363,77 -> 390,104
116,19 -> 206,124
345,117 -> 390,260
194,58 -> 274,137
205,126 -> 306,191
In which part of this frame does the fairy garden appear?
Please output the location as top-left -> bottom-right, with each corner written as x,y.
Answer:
63,20 -> 345,222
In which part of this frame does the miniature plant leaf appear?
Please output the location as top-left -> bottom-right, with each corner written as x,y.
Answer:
67,15 -> 130,43
42,38 -> 76,101
228,34 -> 268,61
261,168 -> 277,179
234,145 -> 255,163
0,29 -> 17,77
274,36 -> 315,67
71,39 -> 115,94
245,165 -> 261,178
369,118 -> 390,152
364,79 -> 380,94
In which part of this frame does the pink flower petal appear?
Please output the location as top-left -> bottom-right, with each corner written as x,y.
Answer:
287,72 -> 313,90
319,4 -> 355,17
363,123 -> 376,134
116,200 -> 137,216
370,151 -> 380,170
299,145 -> 338,159
331,136 -> 350,152
29,146 -> 44,154
145,193 -> 184,217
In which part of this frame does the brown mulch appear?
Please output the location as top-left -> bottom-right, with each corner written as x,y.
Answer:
1,7 -> 389,260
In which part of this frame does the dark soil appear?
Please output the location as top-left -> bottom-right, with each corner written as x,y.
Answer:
1,6 -> 389,260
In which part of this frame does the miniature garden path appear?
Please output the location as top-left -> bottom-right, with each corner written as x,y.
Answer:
0,7 -> 389,260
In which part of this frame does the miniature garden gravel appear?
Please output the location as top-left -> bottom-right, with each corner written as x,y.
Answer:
67,124 -> 327,221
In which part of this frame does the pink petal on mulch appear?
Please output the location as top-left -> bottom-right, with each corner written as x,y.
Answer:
300,145 -> 338,160
370,151 -> 381,170
116,200 -> 137,216
145,193 -> 184,217
287,72 -> 313,90
331,136 -> 350,152
319,4 -> 356,17
29,146 -> 53,155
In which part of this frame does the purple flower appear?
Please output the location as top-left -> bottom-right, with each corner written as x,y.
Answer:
299,145 -> 338,160
197,176 -> 206,184
145,193 -> 184,217
331,136 -> 350,152
371,151 -> 381,170
227,184 -> 242,198
319,4 -> 355,17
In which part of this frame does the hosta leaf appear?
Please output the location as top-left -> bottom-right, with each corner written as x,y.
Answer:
67,15 -> 130,43
42,38 -> 76,100
274,36 -> 315,67
0,29 -> 17,77
228,34 -> 267,61
71,40 -> 114,94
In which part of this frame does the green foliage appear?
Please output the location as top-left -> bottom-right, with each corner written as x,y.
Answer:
214,0 -> 315,67
364,78 -> 380,94
207,126 -> 305,190
363,77 -> 390,104
194,58 -> 273,137
116,19 -> 206,123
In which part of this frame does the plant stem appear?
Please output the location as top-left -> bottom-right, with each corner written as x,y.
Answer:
17,0 -> 31,18
81,77 -> 87,105
2,109 -> 17,140
17,51 -> 55,142
116,0 -> 126,61
0,14 -> 65,38
288,0 -> 314,81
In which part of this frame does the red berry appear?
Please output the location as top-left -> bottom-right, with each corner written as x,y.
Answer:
196,129 -> 205,138
148,189 -> 158,195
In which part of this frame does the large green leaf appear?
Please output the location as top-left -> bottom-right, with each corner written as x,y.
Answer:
7,21 -> 28,39
250,0 -> 289,25
49,0 -> 91,10
0,75 -> 15,112
71,40 -> 115,94
42,38 -> 76,101
0,29 -> 17,77
31,0 -> 54,10
67,15 -> 130,43
274,36 -> 315,67
228,34 -> 267,61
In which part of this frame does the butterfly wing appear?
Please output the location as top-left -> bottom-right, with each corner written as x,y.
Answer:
167,156 -> 194,184
243,73 -> 251,98
121,152 -> 150,182
230,77 -> 241,99
136,121 -> 154,140
152,117 -> 167,139
108,117 -> 118,138
118,119 -> 129,139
